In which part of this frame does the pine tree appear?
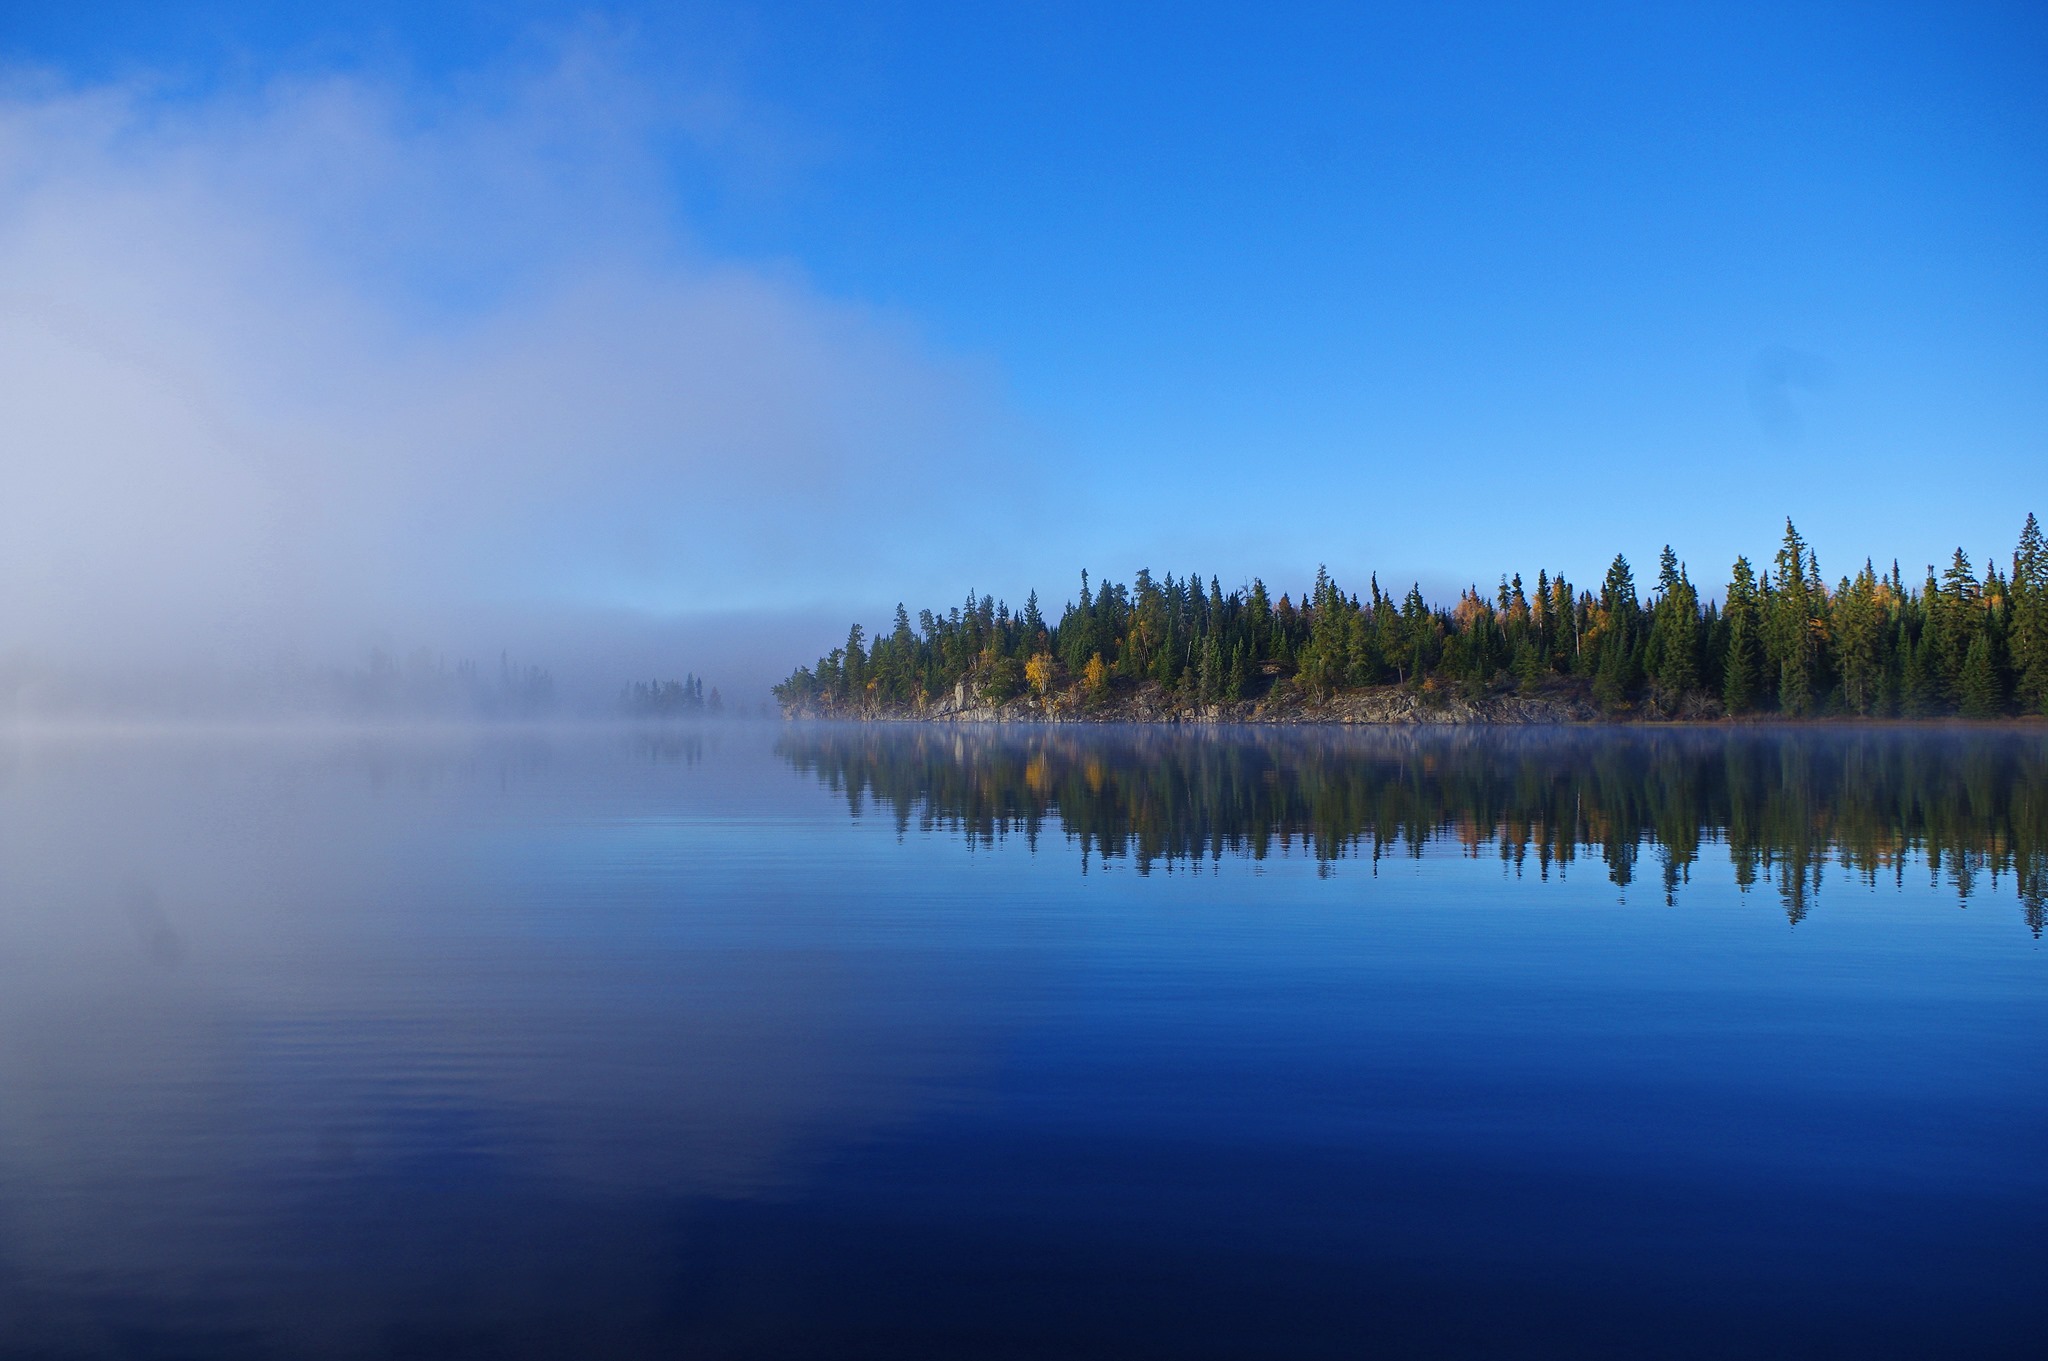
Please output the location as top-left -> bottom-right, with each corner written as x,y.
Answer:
1958,631 -> 2003,717
1901,614 -> 1939,716
1764,521 -> 1823,715
879,604 -> 917,704
841,624 -> 867,704
1722,557 -> 1760,714
1245,579 -> 1272,661
1935,548 -> 1981,703
1645,546 -> 1700,699
2012,512 -> 2048,714
1299,565 -> 1350,697
1833,563 -> 1884,715
1551,573 -> 1577,671
778,513 -> 2048,721
1591,554 -> 1641,711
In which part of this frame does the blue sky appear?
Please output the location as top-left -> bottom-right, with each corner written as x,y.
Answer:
1,2 -> 2043,688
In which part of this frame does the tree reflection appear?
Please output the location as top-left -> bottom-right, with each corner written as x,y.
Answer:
780,726 -> 2048,930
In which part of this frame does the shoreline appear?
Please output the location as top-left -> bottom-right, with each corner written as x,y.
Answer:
780,678 -> 2046,727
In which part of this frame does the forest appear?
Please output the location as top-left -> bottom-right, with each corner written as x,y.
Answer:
621,674 -> 724,717
775,515 -> 2048,721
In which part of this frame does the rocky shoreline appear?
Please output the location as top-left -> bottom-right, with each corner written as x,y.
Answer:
780,676 -> 1717,725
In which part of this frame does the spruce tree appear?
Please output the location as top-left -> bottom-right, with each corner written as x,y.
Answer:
1958,631 -> 2003,717
1551,574 -> 1578,672
1935,549 -> 1981,703
1299,565 -> 1350,697
1898,630 -> 1926,714
1514,637 -> 1543,693
1645,547 -> 1700,699
2012,513 -> 2048,713
1722,557 -> 1760,714
1767,521 -> 1820,716
1592,554 -> 1642,710
841,624 -> 867,704
1833,563 -> 1883,715
777,517 -> 2046,721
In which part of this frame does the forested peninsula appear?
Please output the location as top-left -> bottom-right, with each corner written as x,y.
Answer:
774,516 -> 2048,724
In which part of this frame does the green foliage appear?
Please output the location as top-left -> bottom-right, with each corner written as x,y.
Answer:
2012,513 -> 2048,714
772,514 -> 2047,723
1764,521 -> 1823,716
1832,563 -> 1885,715
980,654 -> 1024,705
1645,546 -> 1701,699
1959,632 -> 2003,718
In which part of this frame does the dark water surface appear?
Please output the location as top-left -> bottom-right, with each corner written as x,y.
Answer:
0,723 -> 2043,1359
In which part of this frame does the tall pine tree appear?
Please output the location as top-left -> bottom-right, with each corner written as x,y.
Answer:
1722,557 -> 1761,715
2012,513 -> 2048,714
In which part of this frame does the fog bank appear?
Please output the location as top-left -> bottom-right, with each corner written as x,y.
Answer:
0,50 -> 1017,714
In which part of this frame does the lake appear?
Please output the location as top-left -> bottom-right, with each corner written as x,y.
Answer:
0,723 -> 2042,1358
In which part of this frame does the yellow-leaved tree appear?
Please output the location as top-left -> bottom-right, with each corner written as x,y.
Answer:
1083,652 -> 1110,703
1025,652 -> 1055,697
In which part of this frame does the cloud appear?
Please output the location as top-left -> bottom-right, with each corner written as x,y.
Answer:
0,52 -> 1006,694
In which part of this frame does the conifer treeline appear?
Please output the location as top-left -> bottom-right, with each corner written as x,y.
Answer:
776,515 -> 2048,718
622,674 -> 723,717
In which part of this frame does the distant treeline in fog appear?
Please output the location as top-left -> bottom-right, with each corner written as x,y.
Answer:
777,515 -> 2048,720
323,650 -> 557,718
621,674 -> 725,717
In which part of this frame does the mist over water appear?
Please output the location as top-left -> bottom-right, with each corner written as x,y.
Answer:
0,52 -> 1015,717
2,10 -> 2045,1355
0,723 -> 2041,1357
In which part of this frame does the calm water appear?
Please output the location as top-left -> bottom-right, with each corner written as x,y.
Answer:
0,723 -> 2043,1359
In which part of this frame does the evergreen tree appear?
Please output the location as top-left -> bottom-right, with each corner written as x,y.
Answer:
1298,565 -> 1351,698
775,511 -> 2042,722
1901,608 -> 1940,717
1591,554 -> 1641,711
1959,631 -> 2003,717
841,624 -> 867,704
2012,513 -> 2048,714
1934,548 -> 1982,703
1723,557 -> 1761,715
1833,563 -> 1884,715
1246,579 -> 1273,661
1645,546 -> 1700,699
1767,521 -> 1821,716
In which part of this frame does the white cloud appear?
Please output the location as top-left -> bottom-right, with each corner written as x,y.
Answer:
0,54 -> 1004,692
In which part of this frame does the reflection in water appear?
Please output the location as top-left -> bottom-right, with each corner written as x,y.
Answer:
0,729 -> 991,1357
0,726 -> 2042,1358
782,725 -> 2048,928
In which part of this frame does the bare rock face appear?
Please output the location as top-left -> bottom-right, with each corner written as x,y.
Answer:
784,678 -> 1609,725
